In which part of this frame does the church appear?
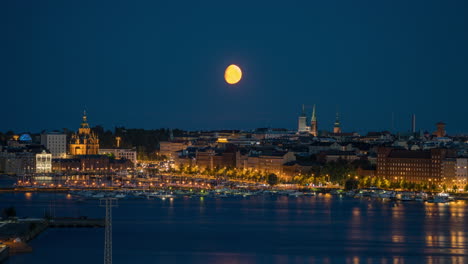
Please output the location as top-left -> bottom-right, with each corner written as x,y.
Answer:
297,104 -> 318,136
69,111 -> 100,155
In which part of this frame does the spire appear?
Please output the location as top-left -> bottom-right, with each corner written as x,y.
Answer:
301,104 -> 306,117
311,104 -> 316,122
81,110 -> 90,128
333,111 -> 341,133
334,112 -> 340,126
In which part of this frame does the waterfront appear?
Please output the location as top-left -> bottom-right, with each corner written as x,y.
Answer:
1,192 -> 467,264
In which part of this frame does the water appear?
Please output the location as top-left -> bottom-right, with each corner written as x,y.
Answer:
2,192 -> 468,264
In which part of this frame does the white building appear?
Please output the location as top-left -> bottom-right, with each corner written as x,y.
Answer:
99,149 -> 137,164
297,105 -> 309,133
36,150 -> 52,173
41,132 -> 67,158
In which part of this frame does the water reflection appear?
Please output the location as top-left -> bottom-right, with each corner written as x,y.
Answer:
424,201 -> 468,258
24,192 -> 32,200
5,193 -> 468,264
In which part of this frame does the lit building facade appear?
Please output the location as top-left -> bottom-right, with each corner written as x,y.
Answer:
377,147 -> 457,187
36,150 -> 52,173
456,158 -> 468,185
69,111 -> 99,155
160,141 -> 190,159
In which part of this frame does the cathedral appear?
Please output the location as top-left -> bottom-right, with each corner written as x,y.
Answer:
69,111 -> 100,155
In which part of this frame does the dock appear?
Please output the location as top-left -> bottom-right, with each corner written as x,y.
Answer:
0,217 -> 104,257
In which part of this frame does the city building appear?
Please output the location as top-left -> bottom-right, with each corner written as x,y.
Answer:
160,140 -> 191,159
194,147 -> 236,170
35,150 -> 52,173
52,155 -> 133,172
317,150 -> 359,163
236,150 -> 296,178
99,148 -> 137,164
377,147 -> 457,187
282,161 -> 317,179
69,111 -> 100,155
41,132 -> 67,158
297,104 -> 308,133
0,144 -> 48,174
456,157 -> 468,186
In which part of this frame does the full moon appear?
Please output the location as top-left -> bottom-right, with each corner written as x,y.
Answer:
224,64 -> 242,84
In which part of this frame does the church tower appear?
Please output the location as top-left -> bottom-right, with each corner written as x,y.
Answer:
297,104 -> 308,133
310,104 -> 318,137
333,112 -> 342,133
69,111 -> 100,155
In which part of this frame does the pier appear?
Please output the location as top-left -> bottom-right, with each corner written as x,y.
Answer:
0,245 -> 8,263
0,217 -> 104,258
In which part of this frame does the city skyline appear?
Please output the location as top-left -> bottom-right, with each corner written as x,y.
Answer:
0,108 -> 462,137
2,0 -> 468,132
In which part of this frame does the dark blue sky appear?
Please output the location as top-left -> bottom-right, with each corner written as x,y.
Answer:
1,0 -> 468,134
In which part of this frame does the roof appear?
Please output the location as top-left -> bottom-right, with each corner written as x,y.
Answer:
388,149 -> 431,159
284,160 -> 320,166
322,150 -> 357,156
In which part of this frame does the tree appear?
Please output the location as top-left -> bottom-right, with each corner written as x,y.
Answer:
267,173 -> 279,187
381,178 -> 390,189
465,183 -> 468,192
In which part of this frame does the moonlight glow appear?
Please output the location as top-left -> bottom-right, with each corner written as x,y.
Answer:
224,64 -> 242,84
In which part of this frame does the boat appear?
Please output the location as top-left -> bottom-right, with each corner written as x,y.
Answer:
91,193 -> 105,199
433,192 -> 450,203
378,191 -> 394,199
398,192 -> 415,201
157,193 -> 175,200
288,191 -> 304,197
115,193 -> 127,199
415,192 -> 428,202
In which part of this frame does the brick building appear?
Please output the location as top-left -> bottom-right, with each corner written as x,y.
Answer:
377,147 -> 456,187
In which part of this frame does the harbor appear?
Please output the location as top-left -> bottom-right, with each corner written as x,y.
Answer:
1,191 -> 467,264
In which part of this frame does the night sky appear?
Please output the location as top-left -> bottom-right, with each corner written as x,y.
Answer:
1,0 -> 468,134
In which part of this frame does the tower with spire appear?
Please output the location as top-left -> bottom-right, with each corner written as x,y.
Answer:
297,104 -> 308,133
69,111 -> 100,155
310,104 -> 318,136
333,112 -> 341,134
